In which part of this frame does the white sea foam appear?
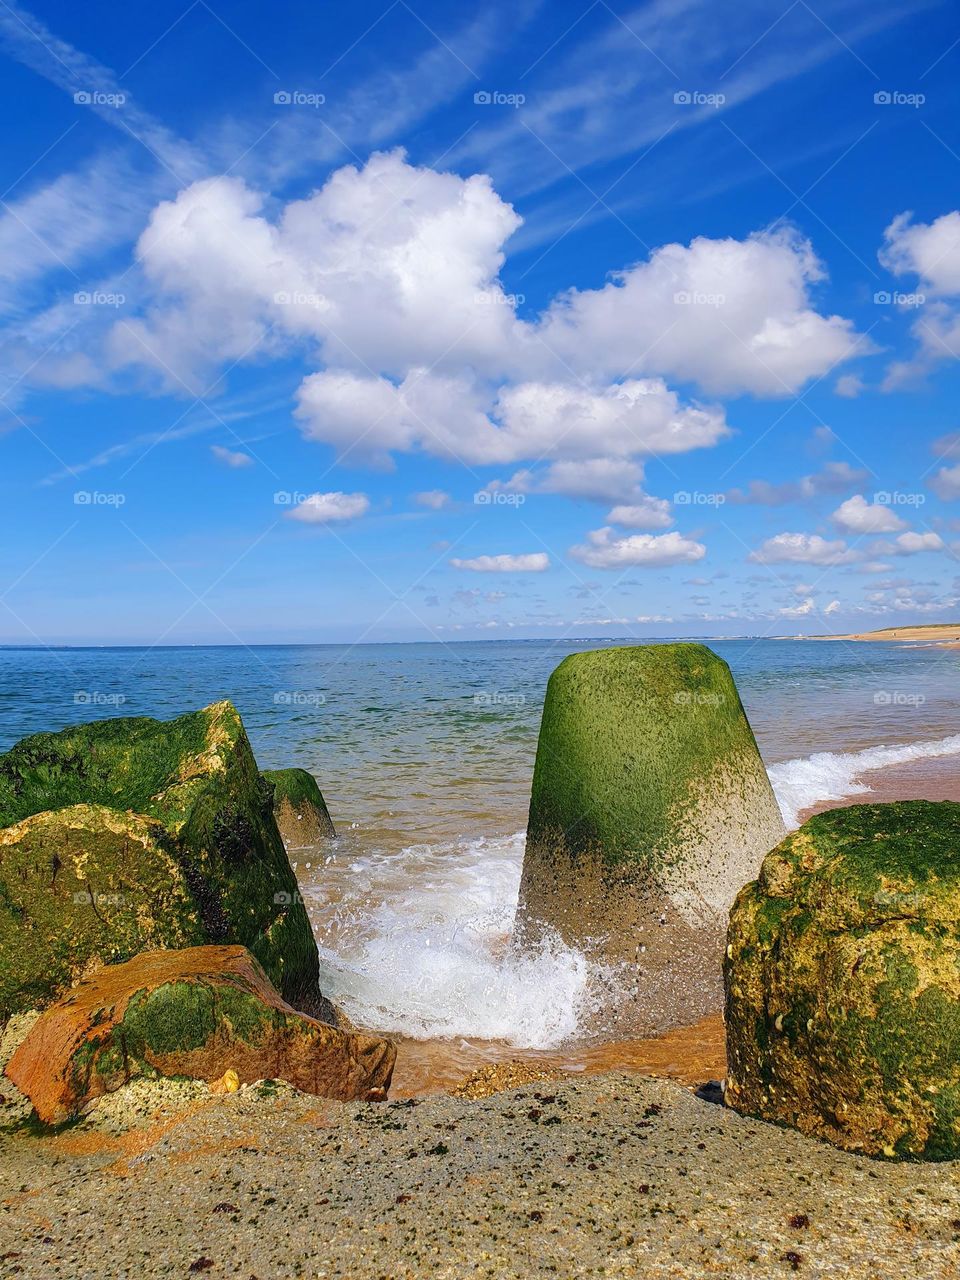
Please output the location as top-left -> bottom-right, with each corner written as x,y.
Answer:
768,733 -> 960,830
307,734 -> 960,1046
309,831 -> 621,1048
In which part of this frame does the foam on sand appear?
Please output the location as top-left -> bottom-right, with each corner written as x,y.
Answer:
768,733 -> 960,829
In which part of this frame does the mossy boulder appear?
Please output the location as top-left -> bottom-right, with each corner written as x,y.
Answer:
518,644 -> 785,1031
725,801 -> 960,1160
0,702 -> 324,1018
263,768 -> 335,846
5,945 -> 396,1125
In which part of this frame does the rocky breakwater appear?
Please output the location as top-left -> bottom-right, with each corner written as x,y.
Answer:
517,643 -> 785,1031
725,800 -> 960,1159
0,701 -> 395,1123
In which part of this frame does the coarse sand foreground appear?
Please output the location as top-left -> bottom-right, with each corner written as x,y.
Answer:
1,1073 -> 959,1278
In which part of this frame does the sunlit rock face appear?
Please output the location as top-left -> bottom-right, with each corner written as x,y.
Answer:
725,800 -> 960,1160
517,643 -> 785,1033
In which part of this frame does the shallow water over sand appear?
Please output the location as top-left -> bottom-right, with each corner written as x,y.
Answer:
2,637 -> 960,1088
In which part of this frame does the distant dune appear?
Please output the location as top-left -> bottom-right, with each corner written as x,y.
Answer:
812,623 -> 960,647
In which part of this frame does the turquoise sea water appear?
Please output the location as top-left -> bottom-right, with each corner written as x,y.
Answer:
2,637 -> 959,1045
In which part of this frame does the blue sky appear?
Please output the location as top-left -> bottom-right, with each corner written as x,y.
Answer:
2,0 -> 960,644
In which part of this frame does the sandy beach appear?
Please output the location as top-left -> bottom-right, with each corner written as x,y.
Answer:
2,1072 -> 959,1279
812,624 -> 960,648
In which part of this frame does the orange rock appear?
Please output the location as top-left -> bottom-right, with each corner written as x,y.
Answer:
6,945 -> 394,1125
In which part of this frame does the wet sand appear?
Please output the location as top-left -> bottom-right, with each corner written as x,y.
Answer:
390,1013 -> 727,1098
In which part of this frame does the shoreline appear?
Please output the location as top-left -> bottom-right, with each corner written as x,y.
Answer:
806,622 -> 960,646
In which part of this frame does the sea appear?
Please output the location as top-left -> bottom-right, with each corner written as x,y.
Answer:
2,636 -> 959,1081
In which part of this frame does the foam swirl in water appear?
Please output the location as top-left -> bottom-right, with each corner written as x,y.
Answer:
307,832 -> 622,1047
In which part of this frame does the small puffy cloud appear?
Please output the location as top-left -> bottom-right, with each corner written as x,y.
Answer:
415,489 -> 451,509
835,374 -> 864,398
779,597 -> 815,617
888,531 -> 944,555
832,494 -> 906,534
286,491 -> 370,523
749,533 -> 857,565
449,553 -> 549,572
929,464 -> 960,501
210,444 -> 254,468
824,599 -> 842,615
569,528 -> 706,569
727,461 -> 868,506
606,497 -> 674,529
880,211 -> 960,295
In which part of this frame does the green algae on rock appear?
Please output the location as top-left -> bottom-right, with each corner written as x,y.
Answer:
725,800 -> 960,1160
517,643 -> 785,1031
5,945 -> 396,1125
0,702 -> 323,1018
0,805 -> 202,1019
262,768 -> 335,846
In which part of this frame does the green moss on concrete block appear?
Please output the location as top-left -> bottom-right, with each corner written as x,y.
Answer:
725,800 -> 960,1160
0,702 -> 323,1018
527,643 -> 773,870
262,768 -> 335,844
518,643 -> 785,1032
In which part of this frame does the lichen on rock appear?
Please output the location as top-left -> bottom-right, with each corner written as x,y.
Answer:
262,768 -> 335,846
0,702 -> 325,1018
517,643 -> 785,1032
724,800 -> 960,1160
5,945 -> 396,1125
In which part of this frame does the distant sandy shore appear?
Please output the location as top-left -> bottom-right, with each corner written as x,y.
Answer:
809,623 -> 960,648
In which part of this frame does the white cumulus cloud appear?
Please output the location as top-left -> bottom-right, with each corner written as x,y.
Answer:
749,532 -> 857,565
286,491 -> 370,523
832,494 -> 906,534
569,528 -> 706,569
449,553 -> 550,572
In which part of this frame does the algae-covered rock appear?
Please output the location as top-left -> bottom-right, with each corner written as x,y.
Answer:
0,702 -> 322,1017
0,805 -> 201,1017
517,643 -> 785,1031
5,945 -> 396,1125
725,801 -> 960,1160
263,768 -> 335,846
